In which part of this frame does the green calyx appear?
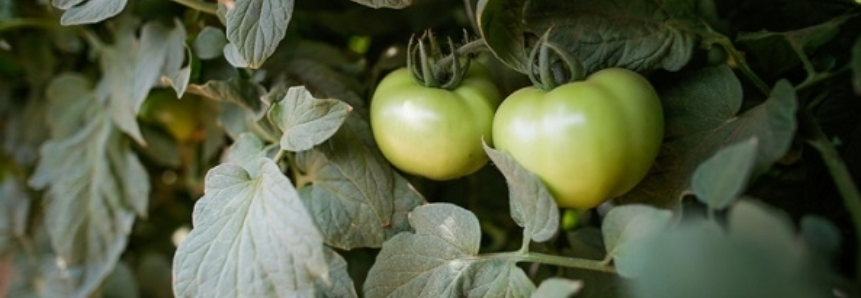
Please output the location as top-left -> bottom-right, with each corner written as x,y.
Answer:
407,30 -> 472,90
527,29 -> 585,90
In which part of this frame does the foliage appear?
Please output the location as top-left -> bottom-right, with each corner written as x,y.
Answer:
1,0 -> 861,298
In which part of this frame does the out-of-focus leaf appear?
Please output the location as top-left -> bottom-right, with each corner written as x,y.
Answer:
172,158 -> 328,298
186,78 -> 266,117
55,0 -> 128,25
737,14 -> 853,80
601,205 -> 672,278
531,278 -> 582,298
0,0 -> 14,21
135,252 -> 174,298
691,138 -> 759,210
523,0 -> 702,73
101,262 -> 139,298
28,74 -> 149,298
194,26 -> 228,60
852,34 -> 861,95
268,86 -> 351,152
296,115 -> 424,249
485,144 -> 558,243
800,215 -> 842,260
96,19 -> 144,144
225,0 -> 295,68
317,248 -> 359,298
6,230 -> 75,297
133,19 -> 187,111
0,171 -> 29,254
283,59 -> 367,115
619,67 -> 797,208
348,0 -> 412,9
363,203 -> 535,298
477,0 -> 530,74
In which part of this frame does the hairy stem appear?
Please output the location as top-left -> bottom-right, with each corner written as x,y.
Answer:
169,0 -> 219,15
483,251 -> 617,274
434,39 -> 487,72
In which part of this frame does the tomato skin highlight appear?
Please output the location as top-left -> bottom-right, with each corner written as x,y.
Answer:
492,68 -> 664,209
370,64 -> 502,180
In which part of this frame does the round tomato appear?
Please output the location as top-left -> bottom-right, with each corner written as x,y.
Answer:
492,68 -> 664,209
370,64 -> 502,180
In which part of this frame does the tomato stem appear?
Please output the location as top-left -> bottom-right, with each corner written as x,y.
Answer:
482,251 -> 617,274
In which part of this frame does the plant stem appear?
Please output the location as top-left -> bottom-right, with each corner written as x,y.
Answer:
713,36 -> 770,95
482,251 -> 617,274
799,111 -> 861,283
795,67 -> 851,93
434,39 -> 487,72
169,0 -> 218,15
0,18 -> 61,32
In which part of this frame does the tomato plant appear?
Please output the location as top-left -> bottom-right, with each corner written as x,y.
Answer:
493,68 -> 664,209
371,63 -> 501,180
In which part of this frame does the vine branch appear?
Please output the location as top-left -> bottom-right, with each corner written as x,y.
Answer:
482,252 -> 617,274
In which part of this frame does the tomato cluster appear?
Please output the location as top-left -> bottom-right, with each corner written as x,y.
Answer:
371,61 -> 663,209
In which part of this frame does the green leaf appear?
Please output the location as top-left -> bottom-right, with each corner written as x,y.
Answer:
484,144 -> 559,243
629,203 -> 823,298
348,0 -> 412,9
133,20 -> 187,113
852,34 -> 861,95
317,248 -> 359,298
194,26 -> 228,60
0,0 -> 14,21
225,0 -> 295,68
619,67 -> 797,208
172,158 -> 328,298
2,93 -> 48,166
282,59 -> 368,114
268,86 -> 352,152
799,215 -> 841,260
531,278 -> 582,298
601,205 -> 672,278
523,0 -> 701,73
28,74 -> 149,298
0,172 -> 30,255
187,78 -> 267,117
736,14 -> 853,80
223,43 -> 250,68
6,231 -> 75,297
96,19 -> 144,144
101,262 -> 140,298
691,138 -> 759,210
363,203 -> 536,298
296,115 -> 425,249
477,0 -> 530,74
55,0 -> 128,25
223,133 -> 279,177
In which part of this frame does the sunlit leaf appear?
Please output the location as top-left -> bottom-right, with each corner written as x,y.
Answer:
296,116 -> 424,249
485,144 -> 558,243
268,86 -> 351,152
531,278 -> 582,298
363,203 -> 535,298
225,0 -> 295,68
28,74 -> 149,298
692,138 -> 759,209
601,205 -> 672,278
524,0 -> 702,73
173,158 -> 328,298
55,0 -> 128,25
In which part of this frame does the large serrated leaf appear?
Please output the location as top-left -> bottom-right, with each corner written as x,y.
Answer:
296,115 -> 424,249
225,0 -> 295,68
363,203 -> 535,298
619,67 -> 797,208
523,0 -> 701,73
484,144 -> 558,243
172,158 -> 328,298
57,0 -> 128,25
268,86 -> 351,152
477,0 -> 530,74
28,74 -> 149,298
348,0 -> 412,9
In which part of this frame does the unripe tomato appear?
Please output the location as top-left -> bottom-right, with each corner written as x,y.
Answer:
370,64 -> 502,180
138,89 -> 201,142
492,68 -> 664,209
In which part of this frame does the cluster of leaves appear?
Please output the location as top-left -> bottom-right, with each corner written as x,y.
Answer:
1,0 -> 860,298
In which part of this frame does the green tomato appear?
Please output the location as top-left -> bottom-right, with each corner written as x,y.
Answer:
370,64 -> 502,180
492,68 -> 664,209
